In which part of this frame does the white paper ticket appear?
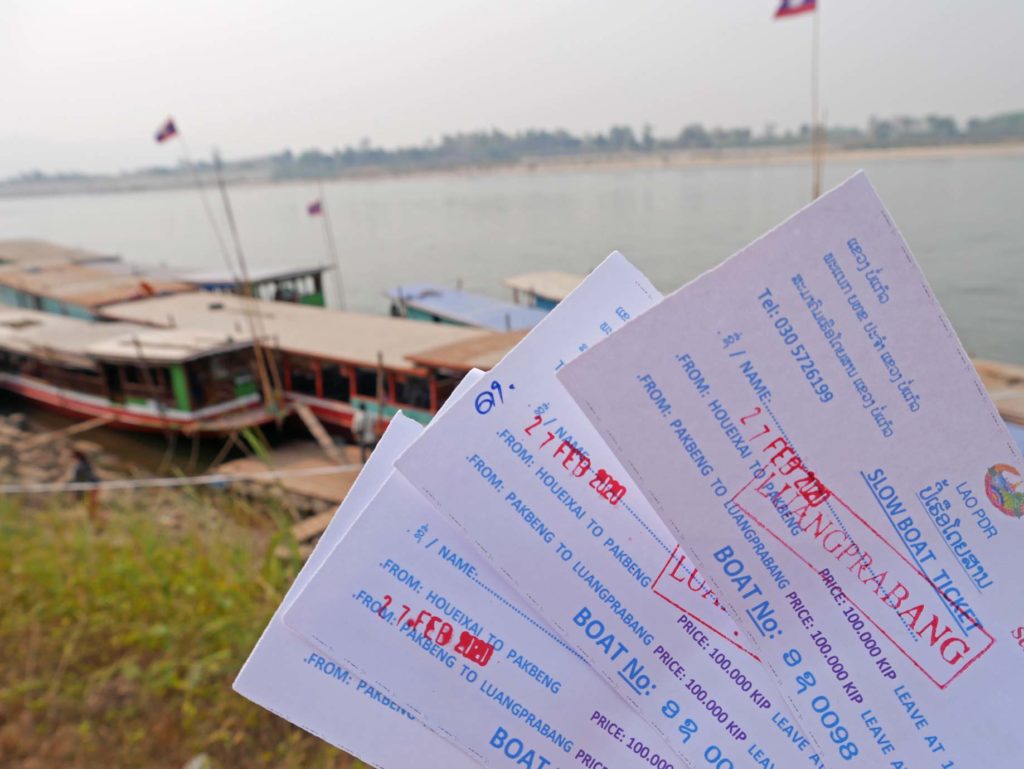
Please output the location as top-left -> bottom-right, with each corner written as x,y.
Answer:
397,254 -> 815,769
560,173 -> 1024,768
284,414 -> 685,769
233,372 -> 485,769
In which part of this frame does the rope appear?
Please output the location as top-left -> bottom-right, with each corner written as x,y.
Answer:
0,462 -> 363,495
177,134 -> 236,279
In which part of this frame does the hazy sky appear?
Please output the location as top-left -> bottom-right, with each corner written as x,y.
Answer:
1,0 -> 1021,177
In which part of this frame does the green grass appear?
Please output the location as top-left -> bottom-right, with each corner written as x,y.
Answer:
0,490 -> 357,769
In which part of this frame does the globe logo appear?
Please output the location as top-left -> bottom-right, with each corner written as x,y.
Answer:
985,464 -> 1024,518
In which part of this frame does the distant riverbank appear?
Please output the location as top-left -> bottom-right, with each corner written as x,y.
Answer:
507,141 -> 1024,175
3,141 -> 1023,199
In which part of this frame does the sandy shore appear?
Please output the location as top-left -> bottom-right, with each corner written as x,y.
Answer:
477,141 -> 1024,177
246,141 -> 1024,188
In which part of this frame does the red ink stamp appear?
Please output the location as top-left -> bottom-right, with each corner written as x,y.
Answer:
523,416 -> 628,506
389,598 -> 495,667
454,631 -> 495,666
652,545 -> 760,660
731,474 -> 995,689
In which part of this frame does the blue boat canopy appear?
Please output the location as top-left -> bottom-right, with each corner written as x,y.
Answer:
385,282 -> 548,332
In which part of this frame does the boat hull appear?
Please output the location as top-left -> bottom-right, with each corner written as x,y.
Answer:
0,373 -> 276,436
286,392 -> 431,434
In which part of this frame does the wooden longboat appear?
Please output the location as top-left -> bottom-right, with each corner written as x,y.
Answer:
98,292 -> 522,431
0,306 -> 275,435
0,262 -> 193,320
0,239 -> 333,317
0,238 -> 120,269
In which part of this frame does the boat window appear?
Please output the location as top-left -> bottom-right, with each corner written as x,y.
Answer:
59,366 -> 107,397
321,365 -> 351,402
394,375 -> 431,410
288,356 -> 319,397
122,365 -> 144,385
355,367 -> 379,398
434,374 -> 462,408
118,364 -> 176,407
267,281 -> 289,301
186,353 -> 249,408
272,276 -> 314,303
24,357 -> 43,377
209,356 -> 230,379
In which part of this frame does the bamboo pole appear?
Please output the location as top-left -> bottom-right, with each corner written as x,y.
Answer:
317,180 -> 347,310
376,351 -> 385,432
175,133 -> 236,280
211,153 -> 278,409
811,3 -> 824,199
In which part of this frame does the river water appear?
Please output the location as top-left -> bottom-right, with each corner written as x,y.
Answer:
0,153 -> 1020,363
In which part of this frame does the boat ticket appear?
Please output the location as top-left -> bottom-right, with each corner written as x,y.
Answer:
284,414 -> 684,769
233,371 -> 485,769
560,172 -> 1024,768
397,253 -> 816,769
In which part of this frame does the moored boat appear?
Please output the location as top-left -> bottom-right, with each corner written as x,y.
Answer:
0,239 -> 334,317
385,282 -> 547,331
0,248 -> 193,320
97,291 -> 521,431
0,238 -> 120,268
0,306 -> 275,435
504,270 -> 583,310
174,263 -> 332,306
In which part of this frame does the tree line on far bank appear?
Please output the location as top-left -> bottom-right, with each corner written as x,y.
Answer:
7,109 -> 1023,187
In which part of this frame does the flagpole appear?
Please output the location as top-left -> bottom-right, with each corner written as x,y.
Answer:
811,2 -> 823,199
317,179 -> 347,310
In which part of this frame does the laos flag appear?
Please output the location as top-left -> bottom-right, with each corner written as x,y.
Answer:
154,118 -> 177,143
775,0 -> 816,18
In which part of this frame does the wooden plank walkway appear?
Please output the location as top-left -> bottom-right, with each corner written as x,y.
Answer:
217,442 -> 363,505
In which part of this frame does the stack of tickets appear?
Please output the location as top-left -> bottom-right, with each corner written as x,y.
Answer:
236,172 -> 1024,769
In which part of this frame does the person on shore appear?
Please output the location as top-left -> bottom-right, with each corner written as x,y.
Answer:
353,403 -> 377,463
70,449 -> 101,524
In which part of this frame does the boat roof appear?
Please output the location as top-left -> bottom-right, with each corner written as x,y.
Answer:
0,261 -> 193,309
179,262 -> 333,287
99,291 -> 496,372
0,306 -> 252,367
85,328 -> 254,364
406,330 -> 526,373
386,282 -> 548,331
975,358 -> 1024,427
0,307 -> 145,368
503,270 -> 583,302
0,239 -> 119,268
